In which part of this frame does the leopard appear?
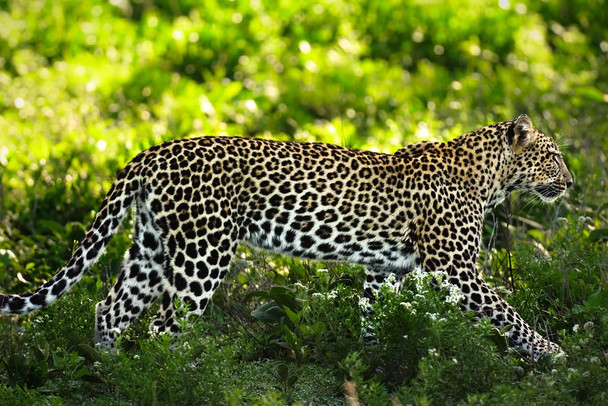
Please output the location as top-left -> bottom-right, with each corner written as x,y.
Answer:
0,114 -> 572,358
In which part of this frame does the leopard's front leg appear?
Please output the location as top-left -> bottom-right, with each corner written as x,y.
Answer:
417,203 -> 562,359
457,269 -> 563,358
424,252 -> 563,359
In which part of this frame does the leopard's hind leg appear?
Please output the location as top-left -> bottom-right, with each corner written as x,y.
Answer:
148,211 -> 241,336
95,202 -> 165,349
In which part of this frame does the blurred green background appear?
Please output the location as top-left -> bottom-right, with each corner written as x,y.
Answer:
1,0 -> 607,236
1,0 -> 607,289
0,0 -> 608,403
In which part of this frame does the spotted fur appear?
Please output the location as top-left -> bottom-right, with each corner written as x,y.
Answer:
0,115 -> 572,357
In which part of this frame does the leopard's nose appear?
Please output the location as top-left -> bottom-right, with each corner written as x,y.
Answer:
564,168 -> 574,188
565,172 -> 574,188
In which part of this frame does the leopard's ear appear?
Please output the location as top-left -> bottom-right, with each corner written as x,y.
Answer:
508,114 -> 536,147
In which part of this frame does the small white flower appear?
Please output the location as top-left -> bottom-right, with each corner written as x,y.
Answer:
411,267 -> 427,284
358,297 -> 371,311
445,284 -> 465,304
577,216 -> 592,224
412,267 -> 425,277
381,273 -> 400,291
430,271 -> 447,282
573,324 -> 579,333
317,268 -> 329,274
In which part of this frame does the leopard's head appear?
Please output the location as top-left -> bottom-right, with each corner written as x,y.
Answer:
505,114 -> 573,203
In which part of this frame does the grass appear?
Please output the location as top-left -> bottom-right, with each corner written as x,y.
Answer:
1,219 -> 607,404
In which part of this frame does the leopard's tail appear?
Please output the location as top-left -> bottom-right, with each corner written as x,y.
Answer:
0,156 -> 146,315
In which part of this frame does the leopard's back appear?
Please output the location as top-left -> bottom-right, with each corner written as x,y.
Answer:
140,136 -> 421,270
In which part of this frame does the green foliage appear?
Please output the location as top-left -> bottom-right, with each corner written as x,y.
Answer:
1,231 -> 608,403
248,265 -> 362,365
339,272 -> 517,405
1,0 -> 608,404
102,334 -> 234,404
469,325 -> 608,405
508,216 -> 608,335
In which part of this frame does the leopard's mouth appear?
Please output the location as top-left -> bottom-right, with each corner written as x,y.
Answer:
532,184 -> 567,202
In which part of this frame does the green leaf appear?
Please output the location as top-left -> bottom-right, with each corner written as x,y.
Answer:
588,228 -> 608,243
283,306 -> 302,326
267,286 -> 299,311
77,343 -> 102,362
597,202 -> 608,214
575,86 -> 607,103
251,300 -> 285,322
584,287 -> 607,310
572,304 -> 585,314
281,325 -> 300,350
214,81 -> 243,103
37,220 -> 68,238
